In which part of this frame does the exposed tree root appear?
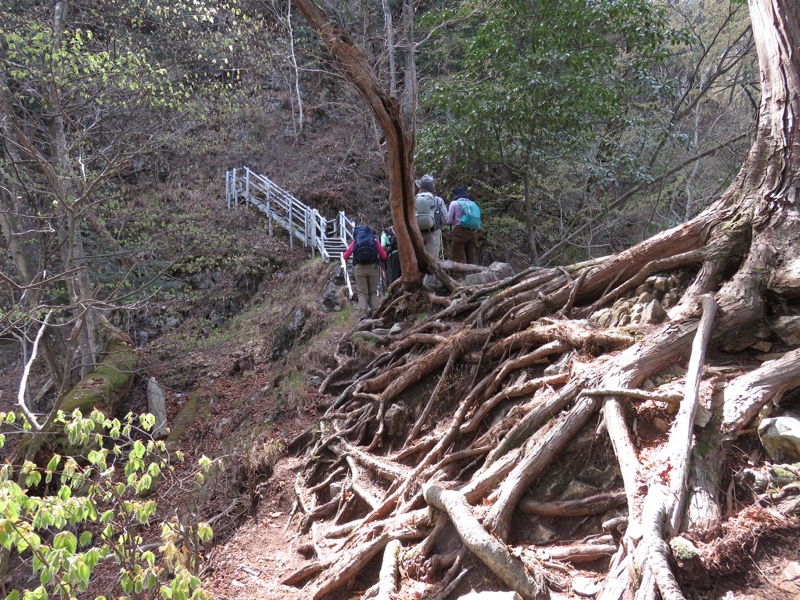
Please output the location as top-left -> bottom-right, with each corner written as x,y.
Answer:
282,176 -> 800,598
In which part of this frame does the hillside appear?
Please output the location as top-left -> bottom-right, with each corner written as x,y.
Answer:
3,1 -> 800,598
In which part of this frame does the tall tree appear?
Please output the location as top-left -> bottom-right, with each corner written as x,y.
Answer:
291,0 -> 456,291
1,0 -> 252,398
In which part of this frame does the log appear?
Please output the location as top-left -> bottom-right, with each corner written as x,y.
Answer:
485,395 -> 602,541
60,325 -> 138,415
685,429 -> 723,535
307,526 -> 428,599
532,542 -> 617,563
422,484 -> 548,600
636,485 -> 686,600
721,347 -> 800,432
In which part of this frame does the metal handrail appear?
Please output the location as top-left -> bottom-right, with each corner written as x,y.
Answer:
340,255 -> 353,300
226,166 -> 358,298
226,166 -> 352,260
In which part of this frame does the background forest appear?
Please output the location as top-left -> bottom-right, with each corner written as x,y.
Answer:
0,0 -> 780,598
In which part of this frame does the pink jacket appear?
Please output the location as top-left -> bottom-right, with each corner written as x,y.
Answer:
342,238 -> 388,261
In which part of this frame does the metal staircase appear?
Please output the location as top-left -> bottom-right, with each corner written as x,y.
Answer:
226,167 -> 355,297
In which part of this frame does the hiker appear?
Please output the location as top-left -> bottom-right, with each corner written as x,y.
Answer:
381,226 -> 401,287
342,225 -> 387,319
414,174 -> 448,287
446,185 -> 481,264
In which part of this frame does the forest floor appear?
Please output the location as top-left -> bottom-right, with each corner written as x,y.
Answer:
142,267 -> 800,600
2,217 -> 799,599
2,96 -> 799,600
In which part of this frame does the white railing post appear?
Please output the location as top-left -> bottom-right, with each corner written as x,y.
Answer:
267,184 -> 272,236
307,209 -> 314,257
288,200 -> 294,249
340,255 -> 353,299
233,168 -> 239,209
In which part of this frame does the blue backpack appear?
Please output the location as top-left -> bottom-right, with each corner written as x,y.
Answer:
352,226 -> 378,264
457,199 -> 481,229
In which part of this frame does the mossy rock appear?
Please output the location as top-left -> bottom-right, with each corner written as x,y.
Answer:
60,331 -> 138,415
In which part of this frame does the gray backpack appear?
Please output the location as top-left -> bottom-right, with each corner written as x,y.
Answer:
434,196 -> 445,230
415,192 -> 436,232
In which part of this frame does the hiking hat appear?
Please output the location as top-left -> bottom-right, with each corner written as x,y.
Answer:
452,185 -> 467,198
415,174 -> 436,193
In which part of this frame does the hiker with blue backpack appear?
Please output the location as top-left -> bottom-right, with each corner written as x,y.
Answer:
414,174 -> 448,287
342,225 -> 387,319
446,186 -> 481,264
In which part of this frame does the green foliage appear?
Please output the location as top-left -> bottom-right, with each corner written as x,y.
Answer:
415,0 -> 685,260
0,409 -> 212,599
418,0 -> 677,171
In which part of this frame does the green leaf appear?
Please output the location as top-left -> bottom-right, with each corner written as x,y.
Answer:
53,531 -> 77,554
46,455 -> 62,472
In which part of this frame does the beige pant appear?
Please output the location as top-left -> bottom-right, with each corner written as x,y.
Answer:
421,229 -> 442,287
355,263 -> 380,318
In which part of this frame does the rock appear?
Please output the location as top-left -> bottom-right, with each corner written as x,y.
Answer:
640,299 -> 667,325
782,561 -> 800,581
592,308 -> 614,327
213,417 -> 231,439
652,276 -> 670,291
529,522 -> 558,544
573,576 -> 601,597
321,278 -> 342,312
670,536 -> 710,586
561,480 -> 599,500
187,271 -> 221,290
637,291 -> 655,305
662,290 -> 679,309
383,403 -> 409,438
630,304 -> 643,324
270,308 -> 307,361
769,316 -> 800,345
652,417 -> 670,433
463,262 -> 515,286
751,340 -> 773,352
694,403 -> 713,428
758,413 -> 800,462
579,465 -> 618,487
321,264 -> 348,311
389,323 -> 402,335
